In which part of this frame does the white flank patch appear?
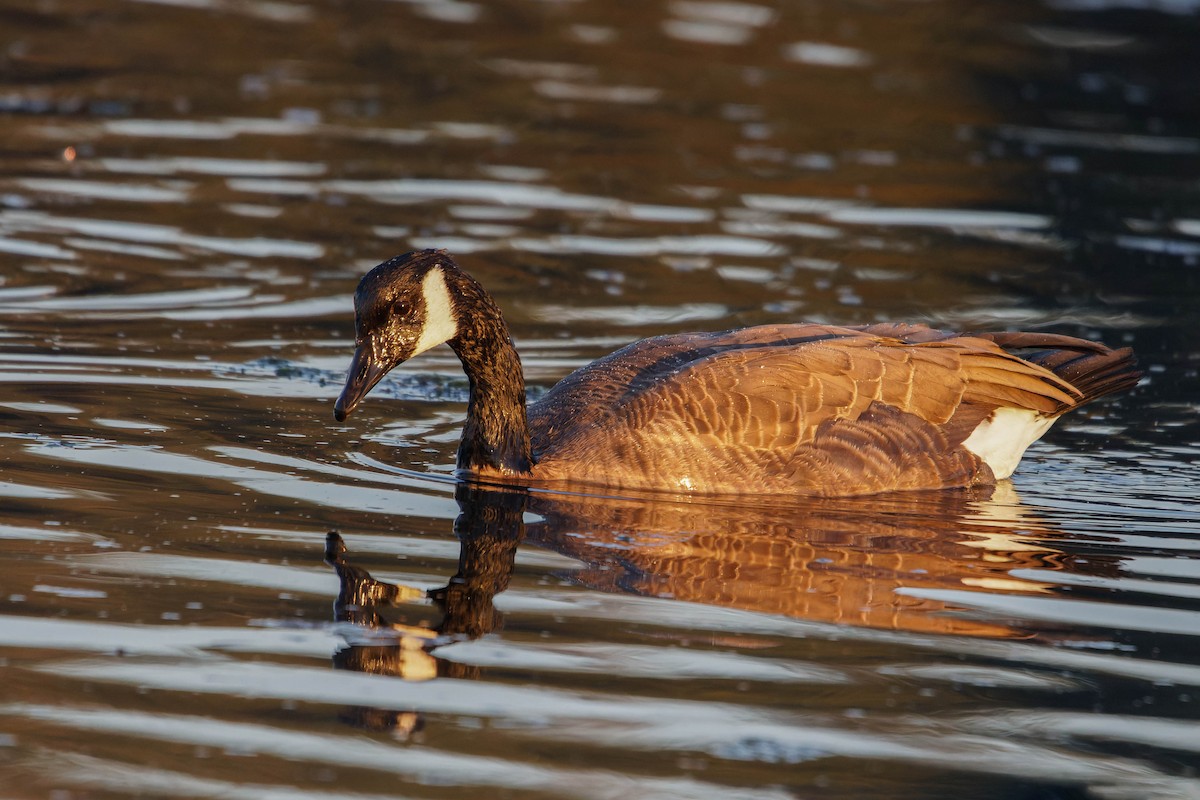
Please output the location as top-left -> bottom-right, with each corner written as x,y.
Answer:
962,407 -> 1057,480
412,266 -> 459,357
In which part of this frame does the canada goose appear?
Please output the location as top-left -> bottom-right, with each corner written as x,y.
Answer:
333,249 -> 1140,496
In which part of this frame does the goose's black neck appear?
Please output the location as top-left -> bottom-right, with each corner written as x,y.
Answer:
445,269 -> 533,476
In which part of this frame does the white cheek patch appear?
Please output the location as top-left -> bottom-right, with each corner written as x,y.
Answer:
962,407 -> 1057,480
412,266 -> 459,357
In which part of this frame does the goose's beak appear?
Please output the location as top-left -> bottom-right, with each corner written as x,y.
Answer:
334,344 -> 390,422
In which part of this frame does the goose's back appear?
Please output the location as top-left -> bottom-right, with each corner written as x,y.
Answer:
525,323 -> 1133,495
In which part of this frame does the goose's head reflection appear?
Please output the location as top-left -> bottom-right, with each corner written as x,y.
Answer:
325,482 -> 1106,732
324,485 -> 526,733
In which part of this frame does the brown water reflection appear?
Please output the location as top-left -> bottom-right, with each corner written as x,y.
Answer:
327,482 -> 1115,713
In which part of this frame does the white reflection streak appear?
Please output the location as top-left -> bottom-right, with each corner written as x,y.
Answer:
0,370 -> 326,398
438,638 -> 850,683
720,219 -> 842,239
5,285 -> 255,311
98,156 -> 326,177
664,0 -> 775,45
0,210 -> 323,259
1009,567 -> 1200,600
876,663 -> 1083,691
224,525 -> 466,561
1115,234 -> 1200,256
103,117 -> 319,139
996,124 -> 1200,155
97,115 -> 488,147
151,295 -> 343,320
63,553 -> 339,596
484,58 -> 598,80
1173,218 -> 1200,236
63,236 -> 185,261
317,178 -> 622,212
533,80 -> 662,104
616,203 -> 715,222
25,751 -> 394,800
398,0 -> 482,24
179,234 -> 323,258
0,293 -> 343,320
0,615 -> 339,657
783,41 -> 873,68
0,480 -> 79,500
0,237 -> 76,259
528,302 -> 728,325
511,234 -> 783,256
899,587 -> 1200,636
962,709 -> 1200,755
669,0 -> 776,27
826,207 -> 1050,229
662,19 -> 754,45
0,284 -> 57,301
236,524 -> 582,570
2,209 -> 184,243
0,524 -> 110,546
18,178 -> 190,203
0,351 -> 237,371
741,194 -> 862,214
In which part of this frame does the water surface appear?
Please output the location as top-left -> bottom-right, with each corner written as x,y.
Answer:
2,0 -> 1199,797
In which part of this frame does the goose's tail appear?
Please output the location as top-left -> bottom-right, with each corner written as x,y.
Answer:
977,331 -> 1142,412
856,323 -> 1142,413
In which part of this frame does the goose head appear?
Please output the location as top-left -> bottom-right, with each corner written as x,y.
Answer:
334,250 -> 460,421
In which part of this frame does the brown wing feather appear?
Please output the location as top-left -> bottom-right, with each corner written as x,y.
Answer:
974,331 -> 1141,407
865,325 -> 1140,411
527,322 -> 1133,494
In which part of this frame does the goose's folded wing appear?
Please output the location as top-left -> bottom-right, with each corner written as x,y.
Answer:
618,333 -> 1078,445
530,326 -> 1090,493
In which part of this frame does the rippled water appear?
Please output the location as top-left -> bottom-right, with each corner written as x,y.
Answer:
2,0 -> 1199,797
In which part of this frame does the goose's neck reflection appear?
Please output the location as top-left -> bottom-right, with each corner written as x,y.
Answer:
324,486 -> 526,714
427,485 -> 526,639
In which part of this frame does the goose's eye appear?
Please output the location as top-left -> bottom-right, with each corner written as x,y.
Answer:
391,300 -> 412,319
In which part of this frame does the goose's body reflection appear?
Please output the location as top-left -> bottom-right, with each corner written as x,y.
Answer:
325,484 -> 1095,731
